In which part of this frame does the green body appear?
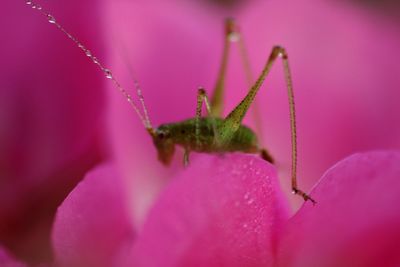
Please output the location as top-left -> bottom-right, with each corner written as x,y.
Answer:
159,117 -> 258,153
153,117 -> 260,165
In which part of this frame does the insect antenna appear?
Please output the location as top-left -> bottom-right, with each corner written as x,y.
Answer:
135,80 -> 154,133
25,0 -> 154,133
118,46 -> 154,134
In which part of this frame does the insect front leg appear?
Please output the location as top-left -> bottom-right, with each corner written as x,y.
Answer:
196,87 -> 218,143
183,148 -> 190,167
221,46 -> 315,204
178,87 -> 219,166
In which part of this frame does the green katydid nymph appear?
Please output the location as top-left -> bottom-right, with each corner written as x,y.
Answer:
26,0 -> 315,203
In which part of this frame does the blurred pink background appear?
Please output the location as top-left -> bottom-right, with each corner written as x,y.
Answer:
1,0 -> 400,265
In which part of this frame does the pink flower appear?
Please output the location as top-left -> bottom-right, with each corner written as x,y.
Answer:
124,152 -> 400,267
2,0 -> 400,266
55,152 -> 400,267
6,151 -> 400,266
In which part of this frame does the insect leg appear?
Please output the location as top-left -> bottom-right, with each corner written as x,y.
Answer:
196,88 -> 218,147
183,148 -> 190,167
210,19 -> 238,117
235,23 -> 265,143
179,87 -> 219,166
211,19 -> 264,142
221,46 -> 315,203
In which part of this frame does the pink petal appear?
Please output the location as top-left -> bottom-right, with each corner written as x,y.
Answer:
52,164 -> 134,267
1,0 -> 105,261
0,246 -> 26,267
129,154 -> 289,267
279,151 -> 400,267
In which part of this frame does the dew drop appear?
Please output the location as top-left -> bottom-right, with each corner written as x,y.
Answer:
126,95 -> 133,103
26,1 -> 32,5
247,198 -> 255,205
92,57 -> 99,64
243,192 -> 250,200
47,14 -> 56,24
104,69 -> 113,79
85,50 -> 92,57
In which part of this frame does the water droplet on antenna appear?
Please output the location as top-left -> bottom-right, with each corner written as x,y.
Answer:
26,1 -> 32,5
85,50 -> 92,57
104,69 -> 113,79
47,14 -> 56,24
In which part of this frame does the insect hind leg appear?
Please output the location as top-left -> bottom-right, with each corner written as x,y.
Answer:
221,46 -> 315,204
293,188 -> 316,204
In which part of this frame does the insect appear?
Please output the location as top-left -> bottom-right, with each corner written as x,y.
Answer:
26,0 -> 315,203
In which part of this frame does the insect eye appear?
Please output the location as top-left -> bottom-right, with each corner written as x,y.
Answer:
157,131 -> 166,139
